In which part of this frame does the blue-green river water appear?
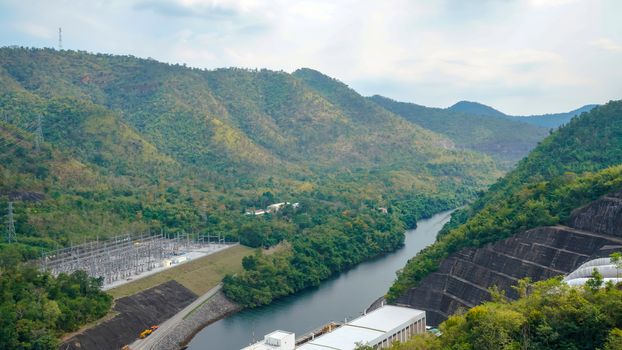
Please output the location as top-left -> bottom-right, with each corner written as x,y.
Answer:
187,210 -> 452,350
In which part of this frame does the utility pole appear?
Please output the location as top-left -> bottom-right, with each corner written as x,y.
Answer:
58,27 -> 62,50
6,202 -> 16,243
35,115 -> 43,153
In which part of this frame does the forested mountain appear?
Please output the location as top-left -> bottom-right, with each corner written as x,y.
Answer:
388,100 -> 622,301
0,47 -> 503,258
447,100 -> 507,118
369,95 -> 549,168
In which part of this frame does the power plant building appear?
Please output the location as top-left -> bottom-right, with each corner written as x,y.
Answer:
242,305 -> 425,350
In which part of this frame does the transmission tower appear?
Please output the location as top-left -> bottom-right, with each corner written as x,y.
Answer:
6,202 -> 16,243
35,115 -> 43,152
201,202 -> 208,222
58,27 -> 62,50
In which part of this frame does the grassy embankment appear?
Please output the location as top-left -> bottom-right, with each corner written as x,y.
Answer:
107,245 -> 253,299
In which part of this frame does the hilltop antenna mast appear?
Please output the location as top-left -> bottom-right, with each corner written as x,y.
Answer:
58,27 -> 62,50
6,202 -> 16,243
34,115 -> 43,153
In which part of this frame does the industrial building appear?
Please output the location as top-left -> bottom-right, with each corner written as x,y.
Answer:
242,305 -> 425,350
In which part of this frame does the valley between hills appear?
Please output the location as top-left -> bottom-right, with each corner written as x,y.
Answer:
1,47 -> 621,350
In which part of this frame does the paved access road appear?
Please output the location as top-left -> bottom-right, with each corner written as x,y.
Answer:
130,283 -> 223,350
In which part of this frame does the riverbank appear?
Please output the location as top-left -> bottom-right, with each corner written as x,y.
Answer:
186,210 -> 453,350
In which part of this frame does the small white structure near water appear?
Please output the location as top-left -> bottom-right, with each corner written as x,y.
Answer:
242,305 -> 425,350
241,330 -> 295,350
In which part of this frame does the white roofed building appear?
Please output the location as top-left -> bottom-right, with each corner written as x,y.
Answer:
241,330 -> 295,350
297,305 -> 425,350
243,306 -> 425,350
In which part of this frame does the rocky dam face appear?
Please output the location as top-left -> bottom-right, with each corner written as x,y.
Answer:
61,280 -> 197,350
396,190 -> 622,326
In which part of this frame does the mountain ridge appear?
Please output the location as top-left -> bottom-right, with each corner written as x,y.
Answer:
369,95 -> 548,169
447,99 -> 598,128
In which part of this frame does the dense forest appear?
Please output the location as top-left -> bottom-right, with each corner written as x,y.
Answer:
0,265 -> 112,349
388,100 -> 622,301
223,206 -> 406,306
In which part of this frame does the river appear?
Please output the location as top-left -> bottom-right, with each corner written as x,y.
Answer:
186,210 -> 453,350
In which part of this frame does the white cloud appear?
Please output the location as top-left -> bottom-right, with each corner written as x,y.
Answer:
591,38 -> 622,52
528,0 -> 579,7
12,21 -> 53,39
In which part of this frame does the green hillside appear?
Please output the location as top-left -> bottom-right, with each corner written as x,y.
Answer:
0,47 -> 503,257
369,95 -> 549,168
388,100 -> 622,300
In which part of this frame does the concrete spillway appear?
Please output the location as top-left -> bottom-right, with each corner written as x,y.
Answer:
396,190 -> 622,326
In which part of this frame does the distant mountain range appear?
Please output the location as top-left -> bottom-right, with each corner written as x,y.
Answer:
448,100 -> 598,128
372,97 -> 597,168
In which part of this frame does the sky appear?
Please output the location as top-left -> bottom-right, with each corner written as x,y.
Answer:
0,0 -> 621,115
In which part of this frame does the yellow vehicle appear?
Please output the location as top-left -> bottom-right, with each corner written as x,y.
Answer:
139,329 -> 153,339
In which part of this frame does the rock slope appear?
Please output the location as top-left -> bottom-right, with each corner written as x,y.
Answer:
61,280 -> 197,350
396,190 -> 622,325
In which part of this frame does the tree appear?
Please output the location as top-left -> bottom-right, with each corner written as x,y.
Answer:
604,328 -> 622,350
585,268 -> 604,292
610,252 -> 622,279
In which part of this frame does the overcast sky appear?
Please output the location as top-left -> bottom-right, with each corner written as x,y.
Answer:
1,0 -> 621,114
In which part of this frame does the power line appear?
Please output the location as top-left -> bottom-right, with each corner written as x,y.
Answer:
6,202 -> 16,243
58,27 -> 62,50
